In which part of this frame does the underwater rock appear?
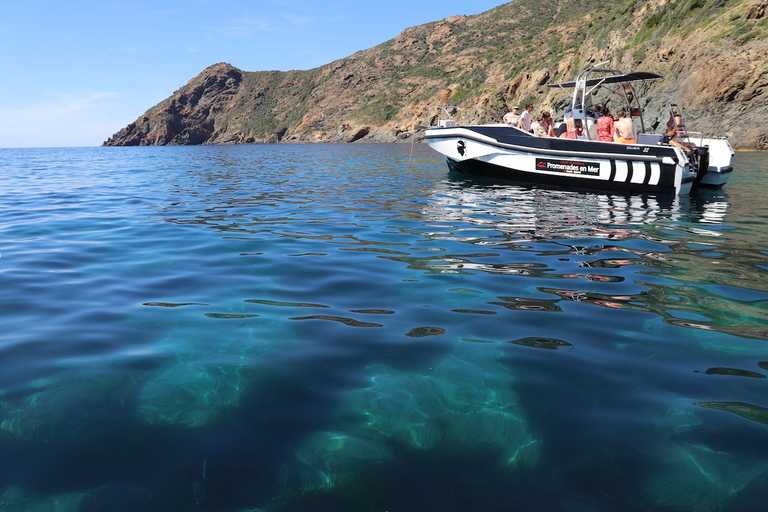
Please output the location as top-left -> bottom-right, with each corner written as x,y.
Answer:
642,440 -> 768,511
641,402 -> 768,511
0,486 -> 93,511
0,482 -> 157,511
134,323 -> 296,429
279,430 -> 395,496
354,356 -> 539,468
136,359 -> 246,428
276,344 -> 540,504
0,365 -> 131,442
1,320 -> 296,438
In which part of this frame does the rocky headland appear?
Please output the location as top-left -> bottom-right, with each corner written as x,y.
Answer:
104,0 -> 768,150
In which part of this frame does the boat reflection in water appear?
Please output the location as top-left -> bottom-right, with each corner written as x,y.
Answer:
419,177 -> 743,339
422,175 -> 729,245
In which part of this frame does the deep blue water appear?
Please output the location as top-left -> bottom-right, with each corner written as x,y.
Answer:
1,144 -> 767,512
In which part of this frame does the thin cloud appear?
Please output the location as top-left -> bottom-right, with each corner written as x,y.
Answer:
0,91 -> 129,148
204,16 -> 278,39
203,4 -> 333,41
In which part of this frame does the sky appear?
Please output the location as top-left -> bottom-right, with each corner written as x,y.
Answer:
0,0 -> 506,148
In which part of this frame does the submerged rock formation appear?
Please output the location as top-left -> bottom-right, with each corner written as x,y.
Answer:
104,0 -> 768,149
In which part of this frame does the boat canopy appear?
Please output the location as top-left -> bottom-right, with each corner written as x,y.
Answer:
547,63 -> 664,137
548,71 -> 663,89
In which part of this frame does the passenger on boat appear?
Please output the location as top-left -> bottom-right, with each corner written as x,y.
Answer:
532,117 -> 542,135
559,116 -> 584,139
555,111 -> 570,138
614,110 -> 636,144
503,106 -> 521,126
661,121 -> 692,154
536,111 -> 555,137
574,119 -> 585,139
518,103 -> 534,133
596,106 -> 614,142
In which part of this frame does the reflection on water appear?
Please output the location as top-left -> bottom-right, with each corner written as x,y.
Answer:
425,176 -> 730,240
1,147 -> 767,511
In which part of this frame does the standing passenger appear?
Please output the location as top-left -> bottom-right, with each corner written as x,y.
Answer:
518,103 -> 534,133
503,106 -> 521,126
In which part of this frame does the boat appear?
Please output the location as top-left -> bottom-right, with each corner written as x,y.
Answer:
423,62 -> 734,195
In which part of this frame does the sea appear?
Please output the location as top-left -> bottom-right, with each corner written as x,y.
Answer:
1,144 -> 767,512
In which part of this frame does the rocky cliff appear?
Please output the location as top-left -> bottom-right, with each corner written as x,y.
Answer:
104,0 -> 768,149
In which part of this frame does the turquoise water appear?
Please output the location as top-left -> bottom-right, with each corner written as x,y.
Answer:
1,145 -> 767,511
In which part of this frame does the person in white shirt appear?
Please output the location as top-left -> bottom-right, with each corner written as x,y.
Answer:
518,103 -> 534,133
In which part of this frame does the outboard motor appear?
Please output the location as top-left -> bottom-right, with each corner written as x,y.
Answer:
693,146 -> 710,185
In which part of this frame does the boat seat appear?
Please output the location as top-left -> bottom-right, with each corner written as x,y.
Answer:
637,133 -> 662,145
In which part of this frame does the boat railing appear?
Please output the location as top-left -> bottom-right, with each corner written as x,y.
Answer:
427,105 -> 467,128
686,131 -> 705,146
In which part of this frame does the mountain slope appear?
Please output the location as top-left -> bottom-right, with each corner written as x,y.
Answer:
104,0 -> 768,149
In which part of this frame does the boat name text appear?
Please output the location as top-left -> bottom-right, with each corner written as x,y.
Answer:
536,158 -> 600,176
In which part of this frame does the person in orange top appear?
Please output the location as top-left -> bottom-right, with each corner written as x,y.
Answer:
614,110 -> 636,144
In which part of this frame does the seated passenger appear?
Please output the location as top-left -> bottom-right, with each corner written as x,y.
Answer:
661,120 -> 692,154
574,119 -> 586,139
503,106 -> 521,126
536,111 -> 555,137
559,114 -> 575,138
596,106 -> 614,142
614,110 -> 636,144
531,117 -> 542,136
555,111 -> 570,138
560,117 -> 585,139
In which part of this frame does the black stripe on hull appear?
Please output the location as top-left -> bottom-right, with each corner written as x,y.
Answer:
643,161 -> 653,186
446,158 -> 687,195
